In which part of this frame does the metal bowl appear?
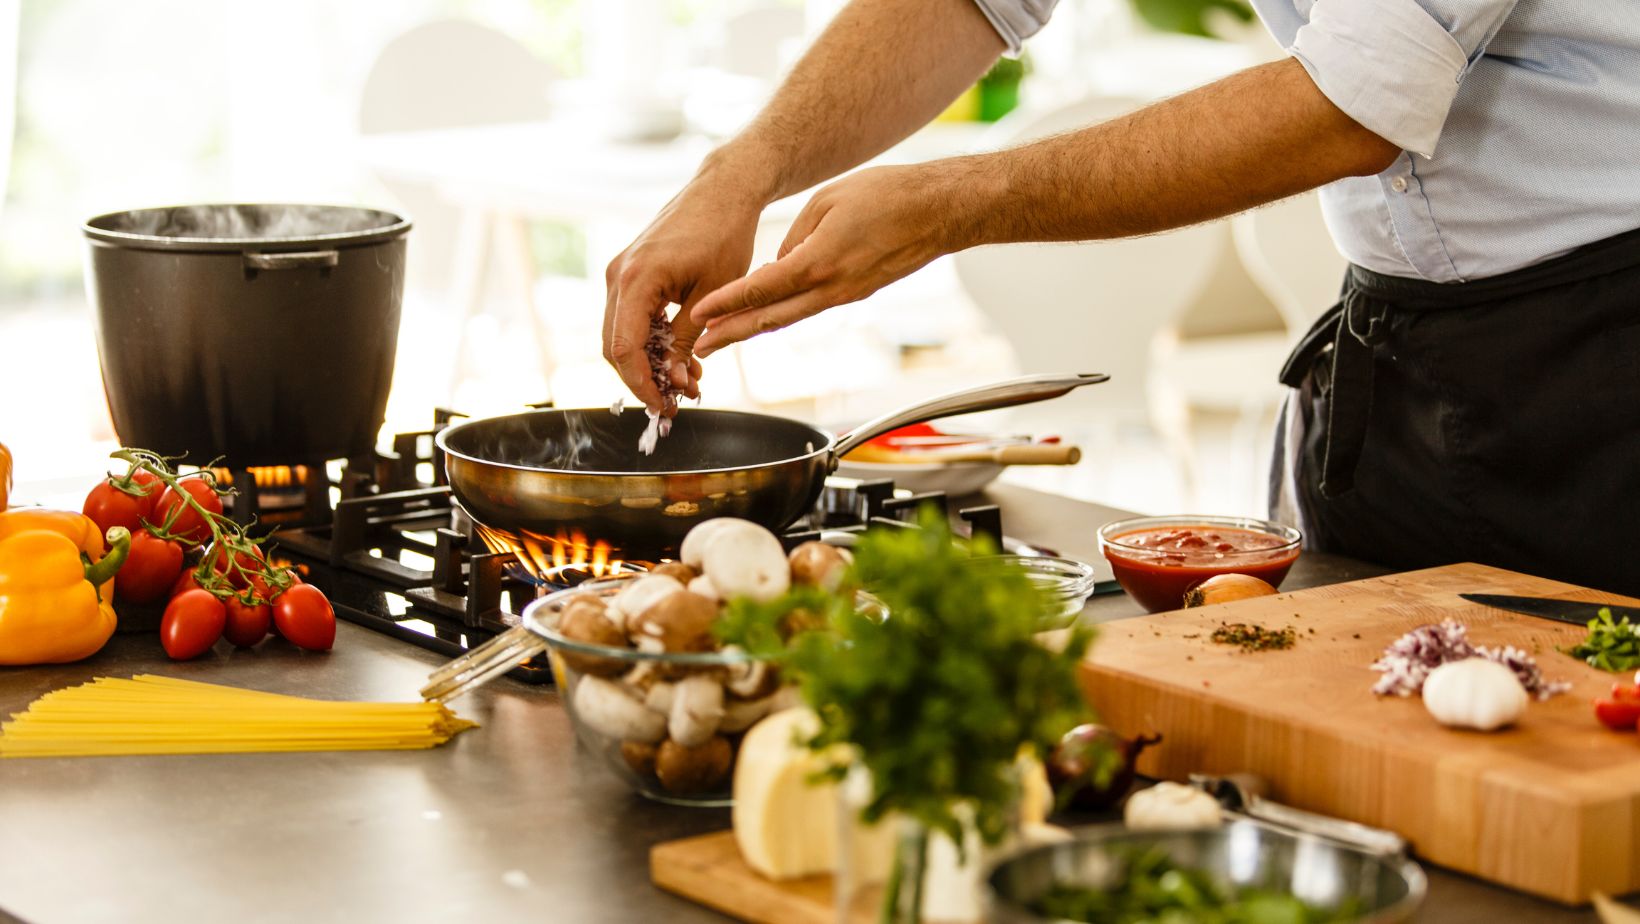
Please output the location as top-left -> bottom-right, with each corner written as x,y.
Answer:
987,822 -> 1425,923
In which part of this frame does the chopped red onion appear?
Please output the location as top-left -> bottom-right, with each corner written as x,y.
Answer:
1371,620 -> 1570,701
636,314 -> 686,456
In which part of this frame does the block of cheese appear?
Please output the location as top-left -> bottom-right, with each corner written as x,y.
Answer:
731,708 -> 894,882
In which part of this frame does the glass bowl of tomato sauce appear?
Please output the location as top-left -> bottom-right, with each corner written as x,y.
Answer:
1098,515 -> 1301,613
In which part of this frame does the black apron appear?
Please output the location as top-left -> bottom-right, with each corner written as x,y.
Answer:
1271,226 -> 1640,595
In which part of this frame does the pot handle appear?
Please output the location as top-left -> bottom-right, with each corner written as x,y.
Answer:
831,373 -> 1108,460
244,250 -> 340,270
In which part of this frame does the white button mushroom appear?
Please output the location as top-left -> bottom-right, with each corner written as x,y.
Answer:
720,693 -> 779,733
687,573 -> 720,602
680,518 -> 748,570
669,674 -> 727,747
607,574 -> 685,630
702,522 -> 791,603
1421,657 -> 1527,731
1123,782 -> 1223,832
572,675 -> 667,744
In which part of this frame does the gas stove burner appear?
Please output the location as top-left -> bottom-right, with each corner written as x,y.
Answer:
470,523 -> 637,585
538,561 -> 651,591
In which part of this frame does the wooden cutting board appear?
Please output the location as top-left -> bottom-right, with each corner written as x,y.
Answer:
651,830 -> 877,924
1080,562 -> 1640,905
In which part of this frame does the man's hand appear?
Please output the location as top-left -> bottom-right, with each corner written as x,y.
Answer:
602,166 -> 765,413
691,161 -> 980,357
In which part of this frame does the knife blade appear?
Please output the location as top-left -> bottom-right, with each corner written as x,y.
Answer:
1459,593 -> 1639,626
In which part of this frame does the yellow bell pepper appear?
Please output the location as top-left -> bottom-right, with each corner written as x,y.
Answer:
0,441 -> 11,511
0,523 -> 129,666
0,508 -> 108,560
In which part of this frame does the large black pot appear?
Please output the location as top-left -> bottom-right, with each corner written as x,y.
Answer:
83,204 -> 411,466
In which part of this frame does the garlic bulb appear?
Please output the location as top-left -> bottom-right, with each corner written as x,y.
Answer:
1123,782 -> 1223,832
1421,657 -> 1527,731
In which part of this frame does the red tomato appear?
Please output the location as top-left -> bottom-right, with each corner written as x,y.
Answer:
272,584 -> 335,652
129,470 -> 165,519
1611,683 -> 1640,703
205,542 -> 266,591
171,568 -> 206,599
1594,691 -> 1640,732
223,597 -> 272,647
83,481 -> 147,536
115,531 -> 185,604
160,590 -> 226,660
153,479 -> 224,546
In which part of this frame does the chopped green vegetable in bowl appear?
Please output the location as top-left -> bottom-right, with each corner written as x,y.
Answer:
1031,846 -> 1358,923
988,823 -> 1424,924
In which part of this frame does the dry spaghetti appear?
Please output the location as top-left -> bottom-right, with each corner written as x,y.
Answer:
0,674 -> 476,757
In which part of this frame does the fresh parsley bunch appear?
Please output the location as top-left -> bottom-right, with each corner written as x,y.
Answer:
717,507 -> 1093,850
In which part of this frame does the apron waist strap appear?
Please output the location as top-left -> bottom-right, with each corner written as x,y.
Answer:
1279,224 -> 1640,498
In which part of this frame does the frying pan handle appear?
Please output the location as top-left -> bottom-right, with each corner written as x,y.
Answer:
832,373 -> 1108,459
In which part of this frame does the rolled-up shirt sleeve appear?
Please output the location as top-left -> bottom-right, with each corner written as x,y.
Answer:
1289,0 -> 1518,157
968,0 -> 1059,57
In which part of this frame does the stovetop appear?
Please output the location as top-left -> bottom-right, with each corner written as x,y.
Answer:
246,414 -> 1096,685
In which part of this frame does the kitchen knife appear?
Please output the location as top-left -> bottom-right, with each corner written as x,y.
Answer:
1459,593 -> 1639,626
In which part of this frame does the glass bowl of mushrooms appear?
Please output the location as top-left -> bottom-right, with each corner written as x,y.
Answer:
422,518 -> 857,807
532,578 -> 794,807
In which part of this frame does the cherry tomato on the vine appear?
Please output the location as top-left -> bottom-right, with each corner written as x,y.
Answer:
129,469 -> 165,519
161,590 -> 226,660
223,597 -> 272,648
205,542 -> 266,591
154,478 -> 224,546
83,481 -> 147,536
115,530 -> 185,604
272,584 -> 335,652
171,568 -> 206,599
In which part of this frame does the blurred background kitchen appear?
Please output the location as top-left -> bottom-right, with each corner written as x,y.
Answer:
0,0 -> 1345,516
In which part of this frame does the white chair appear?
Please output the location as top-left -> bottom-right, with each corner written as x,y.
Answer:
357,19 -> 557,400
1145,190 -> 1345,506
951,96 -> 1227,429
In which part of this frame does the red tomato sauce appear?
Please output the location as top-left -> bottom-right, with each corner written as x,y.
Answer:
1103,526 -> 1299,613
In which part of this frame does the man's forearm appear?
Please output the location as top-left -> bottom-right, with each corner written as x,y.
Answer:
949,58 -> 1401,247
704,0 -> 1005,206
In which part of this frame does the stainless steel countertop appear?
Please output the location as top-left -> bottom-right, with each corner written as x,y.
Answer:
0,485 -> 1599,923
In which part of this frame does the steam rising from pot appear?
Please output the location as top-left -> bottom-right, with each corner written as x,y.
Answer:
92,204 -> 404,242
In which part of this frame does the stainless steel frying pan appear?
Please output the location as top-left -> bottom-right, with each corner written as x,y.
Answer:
435,373 -> 1106,556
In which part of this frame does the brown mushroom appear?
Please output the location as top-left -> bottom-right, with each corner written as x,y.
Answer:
788,541 -> 851,592
621,740 -> 658,777
650,561 -> 698,584
607,574 -> 686,630
555,595 -> 629,677
630,590 -> 719,654
655,735 -> 733,793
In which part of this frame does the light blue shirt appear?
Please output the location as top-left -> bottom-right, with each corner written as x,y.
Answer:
971,0 -> 1640,282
